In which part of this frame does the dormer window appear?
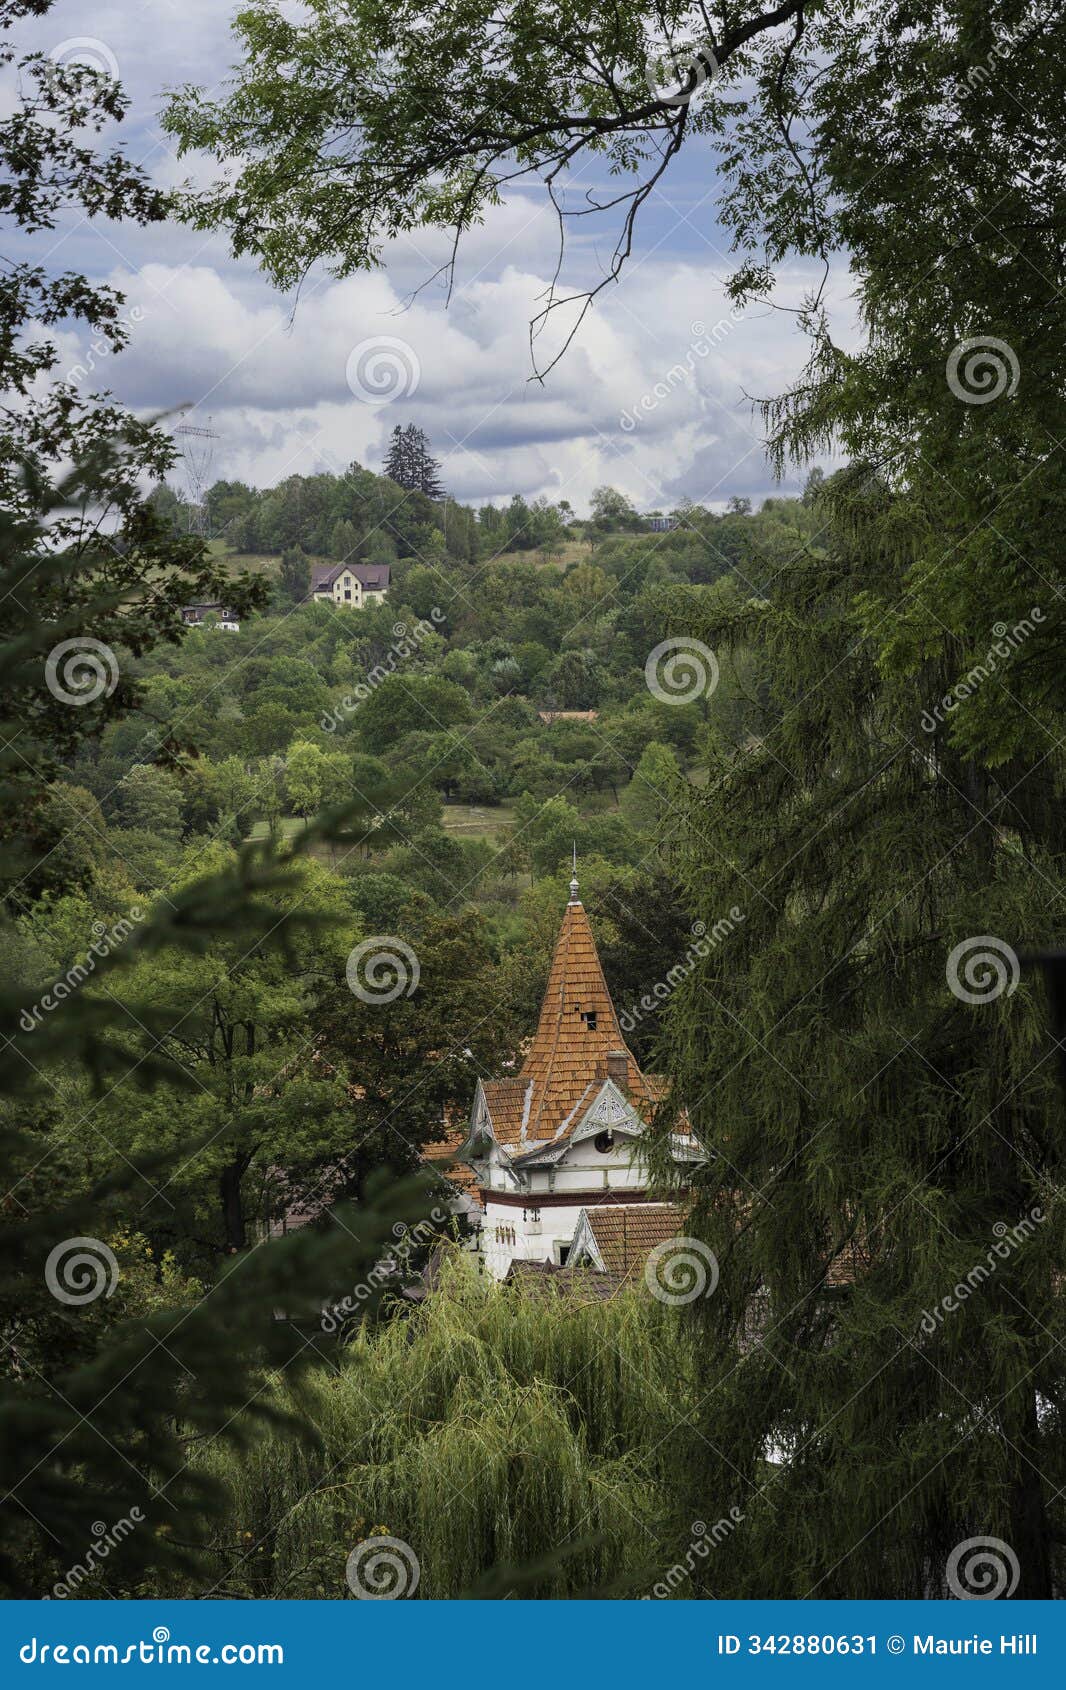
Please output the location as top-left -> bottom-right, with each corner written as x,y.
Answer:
580,1009 -> 598,1031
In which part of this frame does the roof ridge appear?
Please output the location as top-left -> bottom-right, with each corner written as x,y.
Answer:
524,899 -> 573,1138
479,893 -> 659,1149
519,897 -> 646,1140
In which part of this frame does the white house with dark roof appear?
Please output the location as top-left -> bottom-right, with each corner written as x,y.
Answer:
309,560 -> 390,607
458,868 -> 699,1279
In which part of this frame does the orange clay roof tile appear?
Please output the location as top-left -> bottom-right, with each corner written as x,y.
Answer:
581,1202 -> 686,1279
423,1130 -> 485,1207
479,897 -> 657,1148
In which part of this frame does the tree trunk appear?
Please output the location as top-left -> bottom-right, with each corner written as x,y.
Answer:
1008,1387 -> 1053,1598
220,1160 -> 246,1251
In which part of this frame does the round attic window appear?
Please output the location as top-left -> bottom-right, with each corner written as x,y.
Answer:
593,1130 -> 615,1154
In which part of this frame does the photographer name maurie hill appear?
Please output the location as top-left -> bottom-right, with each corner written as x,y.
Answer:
912,1635 -> 1037,1656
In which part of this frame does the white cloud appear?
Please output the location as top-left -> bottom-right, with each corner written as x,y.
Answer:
81,246 -> 847,510
8,2 -> 856,512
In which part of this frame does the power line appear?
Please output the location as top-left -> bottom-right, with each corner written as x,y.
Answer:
174,416 -> 219,538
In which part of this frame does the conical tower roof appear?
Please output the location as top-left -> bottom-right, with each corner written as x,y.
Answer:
517,885 -> 654,1140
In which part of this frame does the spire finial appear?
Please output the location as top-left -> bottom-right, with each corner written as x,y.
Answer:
569,842 -> 579,904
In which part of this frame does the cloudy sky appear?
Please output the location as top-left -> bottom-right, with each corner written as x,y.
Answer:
11,0 -> 856,513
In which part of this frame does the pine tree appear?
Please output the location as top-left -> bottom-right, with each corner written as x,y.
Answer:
653,478 -> 1066,1599
409,426 -> 445,499
381,425 -> 445,498
382,423 -> 408,486
0,453 -> 433,1596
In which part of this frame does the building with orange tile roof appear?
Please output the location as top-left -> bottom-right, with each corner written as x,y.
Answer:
568,1202 -> 688,1280
459,862 -> 700,1278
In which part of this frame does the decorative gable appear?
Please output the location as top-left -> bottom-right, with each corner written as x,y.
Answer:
568,1209 -> 605,1272
570,1079 -> 646,1146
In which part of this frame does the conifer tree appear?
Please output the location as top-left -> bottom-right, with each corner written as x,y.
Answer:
652,479 -> 1066,1599
408,425 -> 445,499
0,455 -> 432,1596
381,424 -> 445,498
382,423 -> 408,487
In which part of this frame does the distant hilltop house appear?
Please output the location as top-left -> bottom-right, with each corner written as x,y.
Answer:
309,561 -> 390,608
447,866 -> 700,1281
181,602 -> 240,631
646,515 -> 677,532
537,709 -> 600,725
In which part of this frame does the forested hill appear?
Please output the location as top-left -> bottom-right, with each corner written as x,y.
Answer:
151,451 -> 814,579
86,469 -> 825,859
5,457 -> 814,1295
